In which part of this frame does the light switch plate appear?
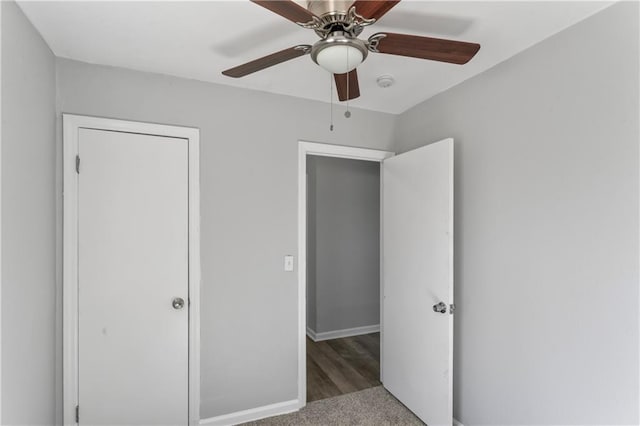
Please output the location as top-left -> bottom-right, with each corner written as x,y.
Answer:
284,255 -> 294,272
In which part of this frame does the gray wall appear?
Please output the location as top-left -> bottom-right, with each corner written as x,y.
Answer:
54,58 -> 397,419
1,2 -> 57,425
395,2 -> 639,424
307,156 -> 380,334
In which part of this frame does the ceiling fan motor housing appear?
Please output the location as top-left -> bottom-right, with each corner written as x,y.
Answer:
307,0 -> 351,16
302,0 -> 375,39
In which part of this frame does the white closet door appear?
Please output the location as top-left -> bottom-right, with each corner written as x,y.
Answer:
382,138 -> 454,426
78,128 -> 189,425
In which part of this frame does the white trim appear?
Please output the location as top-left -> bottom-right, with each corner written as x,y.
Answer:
379,153 -> 385,384
299,141 -> 394,163
199,399 -> 299,426
306,326 -> 317,341
453,418 -> 464,426
188,121 -> 202,426
448,140 -> 455,426
307,324 -> 380,342
298,141 -> 394,408
637,5 -> 640,423
62,114 -> 201,425
0,3 -> 3,420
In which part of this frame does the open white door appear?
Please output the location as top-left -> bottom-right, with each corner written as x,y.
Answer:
382,138 -> 454,426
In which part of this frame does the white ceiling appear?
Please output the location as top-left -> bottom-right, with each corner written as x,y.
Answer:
18,0 -> 613,114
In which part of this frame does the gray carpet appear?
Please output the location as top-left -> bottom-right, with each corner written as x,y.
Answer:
240,386 -> 425,425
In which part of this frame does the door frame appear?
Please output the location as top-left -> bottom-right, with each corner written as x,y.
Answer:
62,114 -> 201,425
297,141 -> 394,407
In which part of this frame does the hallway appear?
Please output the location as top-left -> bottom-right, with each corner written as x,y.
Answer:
306,332 -> 381,402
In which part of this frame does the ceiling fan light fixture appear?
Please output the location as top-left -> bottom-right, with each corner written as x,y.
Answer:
316,45 -> 363,74
311,31 -> 368,74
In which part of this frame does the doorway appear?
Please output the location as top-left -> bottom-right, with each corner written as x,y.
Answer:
305,154 -> 382,402
62,115 -> 201,425
297,140 -> 455,426
297,141 -> 394,407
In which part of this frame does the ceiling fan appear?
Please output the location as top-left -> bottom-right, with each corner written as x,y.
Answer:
222,0 -> 481,102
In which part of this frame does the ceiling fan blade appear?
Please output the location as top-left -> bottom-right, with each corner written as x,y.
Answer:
251,0 -> 317,24
371,32 -> 480,64
222,45 -> 311,78
351,0 -> 401,21
334,70 -> 360,101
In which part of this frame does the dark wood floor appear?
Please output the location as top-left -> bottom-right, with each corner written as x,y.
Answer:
307,332 -> 381,402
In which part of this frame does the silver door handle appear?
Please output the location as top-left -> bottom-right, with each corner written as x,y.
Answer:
432,302 -> 446,314
172,297 -> 185,310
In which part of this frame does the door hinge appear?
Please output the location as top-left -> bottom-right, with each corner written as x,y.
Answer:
75,405 -> 79,423
75,155 -> 80,174
449,303 -> 456,315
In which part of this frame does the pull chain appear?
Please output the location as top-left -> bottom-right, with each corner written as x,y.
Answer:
345,71 -> 351,118
329,72 -> 334,131
345,48 -> 351,118
346,69 -> 349,113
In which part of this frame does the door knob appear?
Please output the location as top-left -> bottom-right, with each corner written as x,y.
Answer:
172,297 -> 185,310
432,301 -> 446,314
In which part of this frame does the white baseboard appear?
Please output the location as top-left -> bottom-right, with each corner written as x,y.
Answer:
199,399 -> 300,426
453,418 -> 464,426
306,324 -> 380,342
306,326 -> 318,341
